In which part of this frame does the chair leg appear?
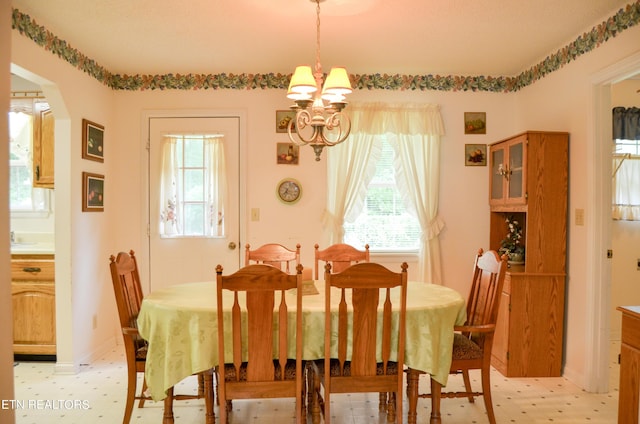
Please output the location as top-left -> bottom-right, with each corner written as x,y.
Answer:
429,377 -> 442,424
138,377 -> 147,408
462,370 -> 475,403
203,370 -> 216,424
379,392 -> 387,412
481,368 -> 496,424
197,372 -> 205,398
306,368 -> 313,408
123,367 -> 137,424
162,386 -> 174,424
406,369 -> 420,424
311,370 -> 322,424
385,391 -> 396,423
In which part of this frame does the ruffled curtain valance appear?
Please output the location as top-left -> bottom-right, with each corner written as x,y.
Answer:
613,107 -> 640,140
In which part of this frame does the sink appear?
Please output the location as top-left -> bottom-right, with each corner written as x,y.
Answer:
11,242 -> 37,246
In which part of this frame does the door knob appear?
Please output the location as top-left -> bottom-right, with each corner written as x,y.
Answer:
228,242 -> 237,250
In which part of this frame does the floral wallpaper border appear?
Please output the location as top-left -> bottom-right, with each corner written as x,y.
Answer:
11,1 -> 640,93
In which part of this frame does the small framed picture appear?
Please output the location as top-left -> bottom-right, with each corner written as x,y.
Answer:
277,143 -> 299,165
276,110 -> 296,133
464,112 -> 486,135
82,119 -> 104,162
465,144 -> 487,166
82,172 -> 105,212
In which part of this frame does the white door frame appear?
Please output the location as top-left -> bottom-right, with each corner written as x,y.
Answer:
139,109 -> 247,291
587,51 -> 640,392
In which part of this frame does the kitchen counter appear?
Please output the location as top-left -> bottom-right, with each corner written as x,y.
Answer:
10,233 -> 55,255
11,242 -> 55,255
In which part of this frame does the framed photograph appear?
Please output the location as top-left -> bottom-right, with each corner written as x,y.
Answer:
82,119 -> 104,162
82,172 -> 105,212
465,144 -> 487,166
275,110 -> 296,133
464,112 -> 486,135
276,143 -> 299,165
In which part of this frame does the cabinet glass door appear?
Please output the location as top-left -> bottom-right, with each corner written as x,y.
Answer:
508,141 -> 523,200
490,148 -> 504,202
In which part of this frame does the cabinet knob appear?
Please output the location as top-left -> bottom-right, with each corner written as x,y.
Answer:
23,267 -> 42,273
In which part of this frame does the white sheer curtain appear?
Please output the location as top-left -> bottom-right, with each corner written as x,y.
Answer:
326,103 -> 446,283
160,136 -> 180,235
205,138 -> 227,236
612,154 -> 640,220
159,135 -> 227,237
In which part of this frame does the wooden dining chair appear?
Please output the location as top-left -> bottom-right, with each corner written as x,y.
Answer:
245,243 -> 301,273
215,263 -> 305,424
310,261 -> 408,424
109,250 -> 213,424
313,243 -> 369,279
406,248 -> 507,424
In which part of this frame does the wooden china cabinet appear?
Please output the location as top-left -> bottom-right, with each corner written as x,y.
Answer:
489,131 -> 569,377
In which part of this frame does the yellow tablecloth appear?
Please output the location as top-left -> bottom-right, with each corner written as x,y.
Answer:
137,280 -> 466,401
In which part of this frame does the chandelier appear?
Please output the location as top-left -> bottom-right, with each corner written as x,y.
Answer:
287,0 -> 353,161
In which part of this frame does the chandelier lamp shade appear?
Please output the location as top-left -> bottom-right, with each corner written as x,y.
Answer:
287,0 -> 353,161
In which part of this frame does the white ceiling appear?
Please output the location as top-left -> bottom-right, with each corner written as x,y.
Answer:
10,0 -> 635,78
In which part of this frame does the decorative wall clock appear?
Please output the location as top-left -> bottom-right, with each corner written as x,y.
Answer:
276,178 -> 302,204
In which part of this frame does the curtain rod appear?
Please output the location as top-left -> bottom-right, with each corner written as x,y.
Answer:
163,133 -> 224,138
11,90 -> 44,99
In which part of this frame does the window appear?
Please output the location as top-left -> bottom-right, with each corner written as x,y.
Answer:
9,110 -> 50,216
159,134 -> 226,237
344,139 -> 421,251
612,138 -> 640,221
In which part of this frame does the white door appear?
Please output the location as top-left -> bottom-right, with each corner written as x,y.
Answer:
148,116 -> 241,291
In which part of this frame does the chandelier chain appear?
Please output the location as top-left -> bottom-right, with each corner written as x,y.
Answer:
315,0 -> 322,76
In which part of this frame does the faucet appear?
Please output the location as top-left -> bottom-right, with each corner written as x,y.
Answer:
10,231 -> 15,243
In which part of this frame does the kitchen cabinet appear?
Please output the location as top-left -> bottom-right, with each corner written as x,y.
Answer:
32,101 -> 54,188
11,254 -> 56,355
617,306 -> 640,423
489,131 -> 568,377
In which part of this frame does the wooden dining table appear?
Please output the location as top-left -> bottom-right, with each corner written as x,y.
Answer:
137,279 -> 466,423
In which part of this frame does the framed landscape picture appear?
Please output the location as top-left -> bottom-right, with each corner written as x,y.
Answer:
82,119 -> 105,162
82,172 -> 104,212
464,112 -> 486,135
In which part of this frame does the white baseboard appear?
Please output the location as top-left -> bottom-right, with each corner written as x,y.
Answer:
54,335 -> 118,374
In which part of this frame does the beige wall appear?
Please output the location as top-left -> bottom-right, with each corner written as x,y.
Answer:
512,24 -> 640,387
1,0 -> 16,422
11,33 -> 117,371
8,12 -> 640,395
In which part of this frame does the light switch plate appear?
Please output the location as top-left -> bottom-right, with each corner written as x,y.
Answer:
575,208 -> 585,226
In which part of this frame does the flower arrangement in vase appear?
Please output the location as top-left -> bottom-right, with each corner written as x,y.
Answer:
499,215 -> 525,264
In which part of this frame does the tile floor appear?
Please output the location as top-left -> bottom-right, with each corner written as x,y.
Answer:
12,342 -> 621,423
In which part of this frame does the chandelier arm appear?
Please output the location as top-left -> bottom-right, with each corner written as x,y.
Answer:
320,112 -> 351,146
288,109 -> 320,145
